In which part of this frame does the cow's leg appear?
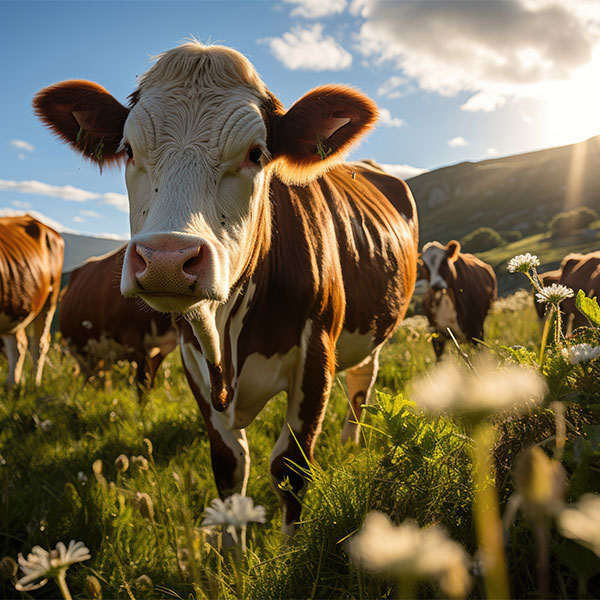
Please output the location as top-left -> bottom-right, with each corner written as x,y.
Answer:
270,327 -> 336,537
181,350 -> 251,498
341,347 -> 381,445
29,295 -> 57,385
3,329 -> 28,386
432,335 -> 446,361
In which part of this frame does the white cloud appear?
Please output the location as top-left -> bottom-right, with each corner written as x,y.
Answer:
12,200 -> 31,209
10,139 -> 35,152
448,136 -> 469,148
461,91 -> 507,112
0,179 -> 128,212
378,108 -> 405,128
377,75 -> 408,98
260,24 -> 352,70
80,209 -> 104,219
0,208 -> 76,234
73,216 -> 85,223
283,0 -> 347,19
355,0 -> 600,107
486,147 -> 499,156
378,162 -> 427,180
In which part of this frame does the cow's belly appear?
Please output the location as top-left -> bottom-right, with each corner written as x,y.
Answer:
336,328 -> 376,371
432,293 -> 465,339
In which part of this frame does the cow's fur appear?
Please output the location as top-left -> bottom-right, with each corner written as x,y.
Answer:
420,240 -> 497,359
34,41 -> 419,535
0,216 -> 64,385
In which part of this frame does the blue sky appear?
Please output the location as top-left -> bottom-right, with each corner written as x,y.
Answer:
2,0 -> 600,239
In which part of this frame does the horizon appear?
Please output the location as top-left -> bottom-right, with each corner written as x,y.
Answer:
2,0 -> 600,238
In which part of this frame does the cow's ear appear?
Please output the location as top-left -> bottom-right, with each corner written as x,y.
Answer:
269,85 -> 378,184
33,80 -> 129,169
446,240 -> 461,262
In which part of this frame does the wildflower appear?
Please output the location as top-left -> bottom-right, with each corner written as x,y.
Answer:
408,359 -> 546,422
561,343 -> 600,365
557,494 -> 600,557
514,446 -> 567,519
83,574 -> 102,599
202,494 -> 266,529
535,283 -> 574,305
347,512 -> 471,598
134,492 -> 155,521
15,540 -> 90,591
77,471 -> 88,485
114,454 -> 129,473
507,253 -> 540,273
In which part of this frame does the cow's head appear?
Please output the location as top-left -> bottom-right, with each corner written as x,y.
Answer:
420,240 -> 461,291
34,42 -> 377,317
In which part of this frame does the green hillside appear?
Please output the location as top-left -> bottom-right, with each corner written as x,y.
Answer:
406,135 -> 600,294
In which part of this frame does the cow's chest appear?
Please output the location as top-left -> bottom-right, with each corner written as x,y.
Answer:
431,292 -> 465,339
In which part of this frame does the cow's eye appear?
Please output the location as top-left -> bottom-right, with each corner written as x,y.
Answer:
248,147 -> 262,165
124,143 -> 134,160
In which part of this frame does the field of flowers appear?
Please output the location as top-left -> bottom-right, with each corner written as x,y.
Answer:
1,256 -> 599,599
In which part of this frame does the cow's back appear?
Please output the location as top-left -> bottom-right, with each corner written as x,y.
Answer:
452,253 -> 497,339
0,216 -> 64,333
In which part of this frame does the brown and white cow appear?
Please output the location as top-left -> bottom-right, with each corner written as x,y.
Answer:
541,252 -> 600,334
59,246 -> 177,396
420,240 -> 497,359
34,42 -> 418,535
0,215 -> 64,386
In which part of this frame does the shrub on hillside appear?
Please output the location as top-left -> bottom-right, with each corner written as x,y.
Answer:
460,226 -> 504,253
504,230 -> 523,243
549,205 -> 598,238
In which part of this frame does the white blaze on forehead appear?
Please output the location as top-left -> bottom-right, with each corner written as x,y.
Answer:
421,242 -> 448,289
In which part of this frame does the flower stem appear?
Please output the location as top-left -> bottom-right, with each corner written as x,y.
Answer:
471,423 -> 510,600
56,571 -> 72,600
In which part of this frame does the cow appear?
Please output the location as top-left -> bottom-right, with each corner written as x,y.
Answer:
420,240 -> 497,359
0,215 -> 64,386
59,246 -> 178,397
33,41 -> 419,536
541,252 -> 600,334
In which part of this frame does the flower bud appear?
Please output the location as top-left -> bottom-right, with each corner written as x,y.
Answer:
114,454 -> 129,473
135,574 -> 153,595
131,455 -> 149,470
0,556 -> 17,579
134,492 -> 155,521
83,575 -> 103,599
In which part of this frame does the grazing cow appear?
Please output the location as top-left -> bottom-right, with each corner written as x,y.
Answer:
420,240 -> 497,359
34,41 -> 418,535
59,246 -> 177,396
0,215 -> 64,385
547,252 -> 600,334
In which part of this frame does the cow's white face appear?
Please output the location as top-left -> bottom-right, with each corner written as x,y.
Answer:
120,86 -> 270,313
421,244 -> 448,290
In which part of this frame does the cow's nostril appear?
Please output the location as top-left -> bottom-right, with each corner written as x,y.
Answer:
132,244 -> 149,275
182,246 -> 205,276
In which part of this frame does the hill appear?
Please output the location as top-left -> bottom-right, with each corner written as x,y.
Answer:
405,135 -> 600,294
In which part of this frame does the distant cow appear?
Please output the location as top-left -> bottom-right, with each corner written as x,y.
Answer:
35,41 -> 419,535
420,240 -> 497,359
537,252 -> 600,334
59,246 -> 177,395
0,215 -> 64,386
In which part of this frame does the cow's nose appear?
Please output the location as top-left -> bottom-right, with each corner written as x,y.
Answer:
133,243 -> 205,281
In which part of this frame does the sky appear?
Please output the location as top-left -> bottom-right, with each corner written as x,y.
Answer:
2,0 -> 600,239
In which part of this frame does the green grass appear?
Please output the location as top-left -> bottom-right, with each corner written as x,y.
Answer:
1,298 -> 599,599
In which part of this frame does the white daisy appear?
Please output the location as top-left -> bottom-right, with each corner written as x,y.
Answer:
535,284 -> 574,305
15,540 -> 90,591
558,494 -> 600,557
561,343 -> 600,365
507,253 -> 540,273
202,494 -> 265,529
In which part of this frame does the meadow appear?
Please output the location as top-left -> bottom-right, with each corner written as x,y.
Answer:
1,284 -> 599,599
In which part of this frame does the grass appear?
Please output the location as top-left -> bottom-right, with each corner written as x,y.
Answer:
1,299 -> 599,599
